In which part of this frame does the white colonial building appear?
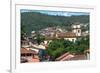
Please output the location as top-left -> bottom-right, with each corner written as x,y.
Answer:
72,24 -> 81,36
43,24 -> 82,44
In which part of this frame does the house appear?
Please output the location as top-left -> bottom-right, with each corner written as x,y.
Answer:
31,31 -> 36,37
81,31 -> 89,36
55,52 -> 87,61
55,52 -> 74,61
21,48 -> 37,57
56,32 -> 77,42
21,34 -> 30,47
21,48 -> 40,63
84,49 -> 90,59
69,55 -> 86,60
43,24 -> 82,44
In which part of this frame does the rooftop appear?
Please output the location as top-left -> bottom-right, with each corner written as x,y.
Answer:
57,32 -> 76,38
21,48 -> 37,54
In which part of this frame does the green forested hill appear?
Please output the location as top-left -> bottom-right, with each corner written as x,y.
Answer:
21,12 -> 89,35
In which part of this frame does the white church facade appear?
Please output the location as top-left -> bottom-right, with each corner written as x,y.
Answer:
57,24 -> 82,42
43,24 -> 82,45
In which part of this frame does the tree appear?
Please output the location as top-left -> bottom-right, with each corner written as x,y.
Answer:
71,35 -> 90,54
46,35 -> 90,60
34,33 -> 45,45
78,35 -> 89,49
21,24 -> 27,40
46,39 -> 72,59
21,11 -> 89,36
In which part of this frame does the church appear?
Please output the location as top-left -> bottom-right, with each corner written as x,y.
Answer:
44,24 -> 82,45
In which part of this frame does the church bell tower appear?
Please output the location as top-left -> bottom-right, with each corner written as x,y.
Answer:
72,24 -> 81,36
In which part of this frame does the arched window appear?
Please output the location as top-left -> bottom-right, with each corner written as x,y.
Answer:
78,29 -> 80,33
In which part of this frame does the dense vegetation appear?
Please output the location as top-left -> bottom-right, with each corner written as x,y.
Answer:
34,33 -> 45,45
46,35 -> 89,59
21,12 -> 89,35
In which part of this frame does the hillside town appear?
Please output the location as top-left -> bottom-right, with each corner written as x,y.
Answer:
21,23 -> 90,63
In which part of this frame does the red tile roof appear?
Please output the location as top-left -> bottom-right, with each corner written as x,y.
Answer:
56,52 -> 74,61
57,32 -> 76,38
28,58 -> 40,62
21,48 -> 37,54
45,32 -> 77,40
69,55 -> 86,60
56,52 -> 71,61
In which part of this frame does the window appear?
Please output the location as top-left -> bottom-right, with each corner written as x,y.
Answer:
72,39 -> 74,42
78,30 -> 80,33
